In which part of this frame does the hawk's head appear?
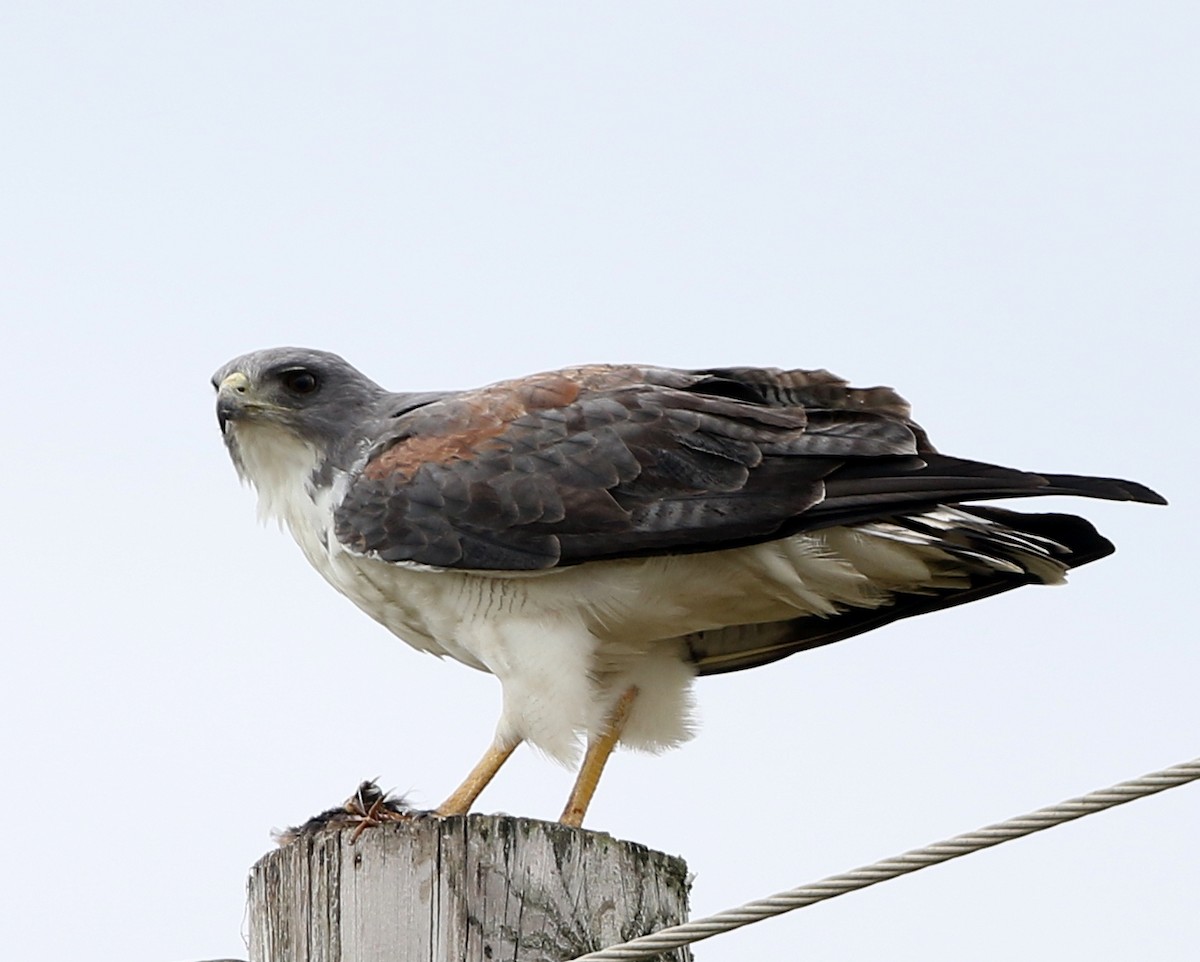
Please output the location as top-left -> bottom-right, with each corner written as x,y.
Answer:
213,347 -> 386,492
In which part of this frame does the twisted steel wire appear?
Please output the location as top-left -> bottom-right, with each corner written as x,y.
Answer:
573,757 -> 1200,961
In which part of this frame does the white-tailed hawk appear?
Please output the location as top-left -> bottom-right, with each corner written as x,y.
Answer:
213,349 -> 1164,826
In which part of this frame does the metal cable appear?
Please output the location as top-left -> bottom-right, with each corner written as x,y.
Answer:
572,756 -> 1200,961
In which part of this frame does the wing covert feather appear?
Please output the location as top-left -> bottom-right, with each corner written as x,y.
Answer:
333,364 -> 922,569
332,363 -> 1163,570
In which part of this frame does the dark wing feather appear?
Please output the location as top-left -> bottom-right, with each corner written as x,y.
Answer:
333,364 -> 1164,570
799,455 -> 1166,530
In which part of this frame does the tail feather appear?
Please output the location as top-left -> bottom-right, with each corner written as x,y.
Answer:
688,505 -> 1120,677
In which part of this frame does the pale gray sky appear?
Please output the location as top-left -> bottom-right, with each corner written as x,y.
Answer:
2,4 -> 1196,960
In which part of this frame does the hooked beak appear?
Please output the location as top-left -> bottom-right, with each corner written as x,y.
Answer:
216,371 -> 251,433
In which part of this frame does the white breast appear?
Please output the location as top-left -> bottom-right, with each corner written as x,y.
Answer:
226,420 -> 999,762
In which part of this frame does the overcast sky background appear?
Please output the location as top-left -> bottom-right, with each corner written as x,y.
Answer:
2,4 -> 1196,960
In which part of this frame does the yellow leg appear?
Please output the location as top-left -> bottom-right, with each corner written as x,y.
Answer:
559,686 -> 639,828
435,739 -> 520,816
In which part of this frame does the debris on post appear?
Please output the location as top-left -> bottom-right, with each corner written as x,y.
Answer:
247,814 -> 691,962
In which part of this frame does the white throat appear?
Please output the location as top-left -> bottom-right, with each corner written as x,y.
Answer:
228,422 -> 325,531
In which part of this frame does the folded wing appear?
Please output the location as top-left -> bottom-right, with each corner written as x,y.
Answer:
333,364 -> 1164,571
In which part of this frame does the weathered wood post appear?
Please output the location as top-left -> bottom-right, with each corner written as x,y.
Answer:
247,815 -> 691,962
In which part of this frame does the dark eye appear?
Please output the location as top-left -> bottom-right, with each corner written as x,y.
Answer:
281,369 -> 319,395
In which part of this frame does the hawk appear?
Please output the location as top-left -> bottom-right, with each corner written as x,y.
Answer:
213,348 -> 1164,826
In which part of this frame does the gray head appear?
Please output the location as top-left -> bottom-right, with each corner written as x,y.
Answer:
213,347 -> 389,479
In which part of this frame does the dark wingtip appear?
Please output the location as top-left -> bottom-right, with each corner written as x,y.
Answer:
1096,478 -> 1168,506
1128,482 -> 1168,506
1041,474 -> 1168,506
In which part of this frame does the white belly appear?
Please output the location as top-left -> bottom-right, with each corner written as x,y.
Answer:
235,425 -> 969,762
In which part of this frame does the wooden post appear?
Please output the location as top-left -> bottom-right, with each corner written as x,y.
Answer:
247,814 -> 692,962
